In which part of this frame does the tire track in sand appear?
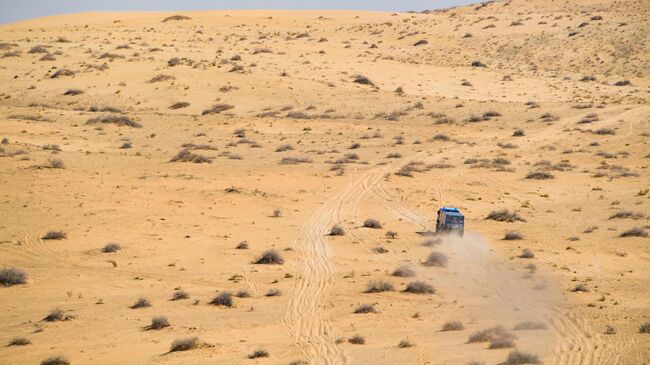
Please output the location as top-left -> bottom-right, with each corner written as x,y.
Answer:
283,168 -> 386,365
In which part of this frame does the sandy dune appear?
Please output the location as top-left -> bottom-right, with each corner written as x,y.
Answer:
0,1 -> 649,364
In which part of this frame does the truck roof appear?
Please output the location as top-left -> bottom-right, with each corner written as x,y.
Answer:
440,207 -> 460,212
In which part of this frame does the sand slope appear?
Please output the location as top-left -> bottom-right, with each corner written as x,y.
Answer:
0,1 -> 649,364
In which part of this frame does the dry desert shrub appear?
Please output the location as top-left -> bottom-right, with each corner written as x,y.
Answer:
504,231 -> 523,240
169,102 -> 190,109
352,74 -> 374,86
147,316 -> 170,330
423,252 -> 448,267
486,209 -> 525,222
8,337 -> 31,346
44,308 -> 73,322
63,89 -> 83,96
442,321 -> 465,331
41,356 -> 70,365
86,115 -> 141,128
504,350 -> 540,364
526,171 -> 554,180
202,104 -> 234,115
519,249 -> 535,259
620,227 -> 648,237
329,224 -> 345,236
42,231 -> 66,240
365,280 -> 394,293
640,323 -> 650,333
392,266 -> 415,277
170,337 -> 200,352
354,304 -> 376,314
248,349 -> 270,358
572,283 -> 589,292
163,15 -> 191,22
169,149 -> 212,163
210,292 -> 233,307
50,69 -> 75,78
404,281 -> 435,294
398,339 -> 414,348
0,267 -> 27,286
235,241 -> 249,249
363,218 -> 382,229
147,74 -> 174,83
172,290 -> 189,300
609,211 -> 644,220
265,289 -> 282,297
45,158 -> 64,169
468,326 -> 515,345
101,243 -> 121,253
348,335 -> 366,344
275,144 -> 294,152
254,250 -> 284,264
235,290 -> 250,298
130,297 -> 151,309
279,156 -> 312,164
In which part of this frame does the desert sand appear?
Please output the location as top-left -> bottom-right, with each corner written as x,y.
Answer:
0,1 -> 649,364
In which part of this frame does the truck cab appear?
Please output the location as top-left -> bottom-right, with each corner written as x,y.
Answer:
435,207 -> 464,236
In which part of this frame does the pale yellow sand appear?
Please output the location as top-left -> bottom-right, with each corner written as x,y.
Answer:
0,1 -> 649,364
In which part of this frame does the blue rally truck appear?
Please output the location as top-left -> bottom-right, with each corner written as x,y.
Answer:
435,207 -> 464,236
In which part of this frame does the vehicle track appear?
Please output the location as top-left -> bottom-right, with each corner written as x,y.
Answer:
283,169 -> 386,365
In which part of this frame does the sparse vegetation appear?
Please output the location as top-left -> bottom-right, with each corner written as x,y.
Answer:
526,171 -> 554,180
640,323 -> 650,333
101,243 -> 122,253
280,156 -> 312,164
42,231 -> 66,240
423,252 -> 448,267
170,102 -> 190,109
442,321 -> 464,331
147,316 -> 170,330
519,249 -> 535,259
170,337 -> 200,352
202,104 -> 234,115
170,149 -> 213,163
504,231 -> 523,240
44,308 -> 72,322
328,224 -> 345,236
8,337 -> 31,346
0,268 -> 27,286
363,218 -> 382,229
163,15 -> 192,22
265,288 -> 282,297
504,350 -> 540,364
620,227 -> 648,238
404,281 -> 435,294
348,335 -> 366,344
486,210 -> 526,222
86,115 -> 141,128
131,297 -> 152,309
392,266 -> 415,277
468,326 -> 515,344
572,283 -> 589,292
354,304 -> 377,314
172,290 -> 189,300
352,75 -> 374,86
209,291 -> 233,307
41,356 -> 70,365
365,280 -> 394,293
248,349 -> 270,358
254,250 -> 284,264
398,340 -> 414,348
